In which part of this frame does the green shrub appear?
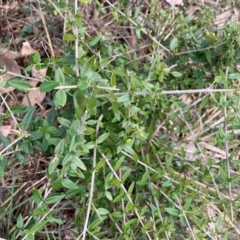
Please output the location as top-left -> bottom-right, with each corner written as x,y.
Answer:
1,1 -> 240,239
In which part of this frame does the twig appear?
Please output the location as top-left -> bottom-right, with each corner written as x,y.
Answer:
224,66 -> 233,221
80,114 -> 103,240
0,69 -> 44,82
95,88 -> 240,98
39,11 -> 54,57
74,0 -> 79,77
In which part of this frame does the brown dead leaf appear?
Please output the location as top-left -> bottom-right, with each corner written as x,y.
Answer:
214,9 -> 232,28
214,8 -> 239,28
23,14 -> 42,24
53,48 -> 62,57
0,2 -> 18,12
21,67 -> 47,106
21,82 -> 45,106
0,56 -> 21,94
21,88 -> 46,106
125,23 -> 137,49
64,231 -> 75,240
165,0 -> 183,6
32,27 -> 39,35
186,5 -> 201,17
205,203 -> 218,220
0,49 -> 20,60
0,57 -> 20,78
20,41 -> 37,57
180,94 -> 193,105
0,125 -> 12,137
31,66 -> 47,79
23,14 -> 42,35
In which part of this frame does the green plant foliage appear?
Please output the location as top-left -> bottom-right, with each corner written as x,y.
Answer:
2,1 -> 240,239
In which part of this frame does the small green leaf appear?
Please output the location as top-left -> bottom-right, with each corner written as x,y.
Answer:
109,91 -> 117,102
81,56 -> 96,78
111,9 -> 119,22
97,208 -> 109,215
33,52 -> 41,64
48,155 -> 60,174
63,33 -> 76,41
32,189 -> 42,204
215,215 -> 222,232
105,172 -> 113,190
61,179 -> 78,189
205,50 -> 211,63
54,68 -> 65,83
75,14 -> 82,27
231,174 -> 240,183
88,218 -> 104,231
89,36 -> 101,47
22,106 -> 36,130
55,90 -> 67,107
125,218 -> 137,227
16,214 -> 24,229
111,71 -> 116,87
72,157 -> 87,171
112,211 -> 122,219
29,221 -> 48,233
69,135 -> 76,152
0,79 -> 7,89
57,117 -> 71,128
78,80 -> 88,90
165,207 -> 180,216
85,127 -> 95,135
171,71 -> 182,78
0,167 -> 3,177
142,81 -> 154,91
96,159 -> 105,170
87,96 -> 97,115
97,133 -> 110,144
215,75 -> 223,83
142,171 -> 149,182
63,65 -> 75,75
122,144 -> 136,155
128,181 -> 135,194
63,153 -> 75,165
228,73 -> 240,79
113,178 -> 121,187
44,194 -> 65,204
74,89 -> 87,118
162,180 -> 172,187
114,157 -> 125,171
200,95 -> 210,109
113,194 -> 125,202
30,131 -> 43,139
105,191 -> 113,201
170,37 -> 178,51
65,188 -> 83,198
40,81 -> 59,92
24,64 -> 34,73
15,152 -> 28,165
117,93 -> 130,103
122,169 -> 131,182
8,79 -> 31,91
47,215 -> 63,224
135,25 -> 141,39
